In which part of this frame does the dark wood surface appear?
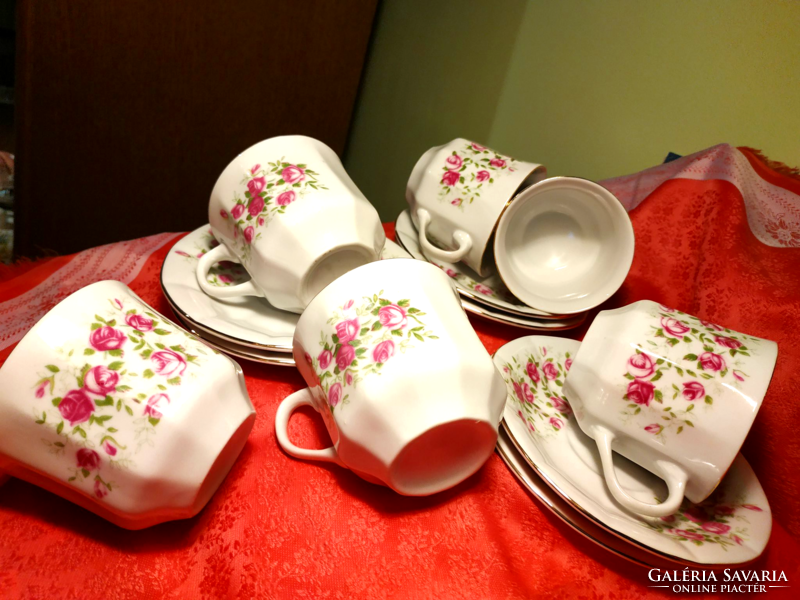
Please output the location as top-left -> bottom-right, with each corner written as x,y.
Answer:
14,0 -> 377,256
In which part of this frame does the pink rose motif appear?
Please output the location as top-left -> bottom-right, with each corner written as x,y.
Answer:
35,380 -> 48,398
742,504 -> 762,512
113,299 -> 124,310
549,417 -> 563,430
318,349 -> 332,370
83,365 -> 120,396
343,300 -> 354,311
373,340 -> 395,364
76,448 -> 101,470
732,535 -> 743,545
714,335 -> 741,349
335,318 -> 359,343
550,396 -> 571,414
144,393 -> 170,419
445,268 -> 457,278
542,362 -> 558,381
526,361 -> 540,383
451,198 -> 462,207
175,250 -> 190,257
151,350 -> 187,377
681,381 -> 705,402
345,371 -> 353,386
701,319 -> 724,332
125,313 -> 153,332
90,326 -> 126,352
209,238 -> 220,249
250,164 -> 261,175
644,423 -> 662,434
247,177 -> 266,198
733,370 -> 746,382
683,507 -> 706,523
521,383 -> 534,404
282,165 -> 305,184
231,204 -> 245,220
475,170 -> 490,182
220,209 -> 229,219
94,479 -> 108,499
660,515 -> 676,523
715,505 -> 734,515
528,422 -> 535,433
337,344 -> 355,370
258,217 -> 265,226
513,382 -> 524,403
248,195 -> 265,217
218,274 -> 233,284
243,226 -> 255,244
627,380 -> 655,406
441,170 -> 460,187
445,154 -> 463,170
701,522 -> 731,535
699,352 -> 726,372
471,143 -> 486,151
661,317 -> 690,338
490,158 -> 506,168
627,353 -> 655,379
58,389 -> 95,426
102,440 -> 118,456
276,190 -> 296,206
474,284 -> 493,295
379,304 -> 407,330
328,383 -> 342,407
671,529 -> 704,541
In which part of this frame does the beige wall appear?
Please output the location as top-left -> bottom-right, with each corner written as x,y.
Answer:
345,0 -> 800,221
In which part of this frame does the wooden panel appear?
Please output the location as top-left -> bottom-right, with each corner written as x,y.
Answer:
14,0 -> 377,256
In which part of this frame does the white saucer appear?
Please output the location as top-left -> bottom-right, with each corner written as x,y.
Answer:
494,335 -> 771,566
462,299 -> 585,331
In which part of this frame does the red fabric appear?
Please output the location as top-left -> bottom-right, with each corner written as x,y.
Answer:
1,165 -> 799,598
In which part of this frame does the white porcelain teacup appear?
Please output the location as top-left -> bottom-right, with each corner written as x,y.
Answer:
406,138 -> 546,276
0,281 -> 255,529
198,135 -> 385,314
493,177 -> 635,315
275,259 -> 507,495
563,300 -> 777,517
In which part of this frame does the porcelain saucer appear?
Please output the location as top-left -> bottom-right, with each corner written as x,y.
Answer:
494,335 -> 771,566
395,210 -> 578,320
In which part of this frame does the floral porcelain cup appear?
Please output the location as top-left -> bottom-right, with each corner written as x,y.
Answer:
0,281 -> 256,529
198,135 -> 385,313
275,259 -> 507,495
406,138 -> 546,276
563,300 -> 777,517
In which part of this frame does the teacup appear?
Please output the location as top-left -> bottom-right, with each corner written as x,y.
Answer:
0,281 -> 255,529
275,259 -> 507,495
405,138 -> 546,276
493,177 -> 635,314
198,135 -> 385,314
563,300 -> 777,517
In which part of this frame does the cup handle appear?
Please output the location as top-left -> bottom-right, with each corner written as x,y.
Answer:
416,208 -> 473,264
275,388 -> 345,466
593,425 -> 687,517
195,244 -> 264,299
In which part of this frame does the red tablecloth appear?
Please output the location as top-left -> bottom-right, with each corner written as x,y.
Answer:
0,145 -> 799,599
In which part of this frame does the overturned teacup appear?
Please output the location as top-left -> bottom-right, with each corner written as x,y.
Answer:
275,259 -> 507,495
564,300 -> 777,517
0,281 -> 255,529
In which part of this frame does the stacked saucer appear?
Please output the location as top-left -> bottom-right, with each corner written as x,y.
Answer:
493,334 -> 772,568
161,226 -> 415,366
394,210 -> 587,331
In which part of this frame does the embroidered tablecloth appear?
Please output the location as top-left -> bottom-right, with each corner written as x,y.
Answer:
0,145 -> 798,598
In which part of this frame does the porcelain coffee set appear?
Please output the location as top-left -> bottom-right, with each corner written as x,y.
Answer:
0,136 -> 778,570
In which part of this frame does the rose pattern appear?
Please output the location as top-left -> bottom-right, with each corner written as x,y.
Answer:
502,344 -> 572,436
309,293 -> 438,411
437,141 -> 520,209
226,159 -> 327,262
619,303 -> 764,440
646,489 -> 761,549
174,229 -> 249,288
31,296 -> 210,501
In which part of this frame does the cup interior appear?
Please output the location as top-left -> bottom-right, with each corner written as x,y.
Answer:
494,177 -> 634,314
